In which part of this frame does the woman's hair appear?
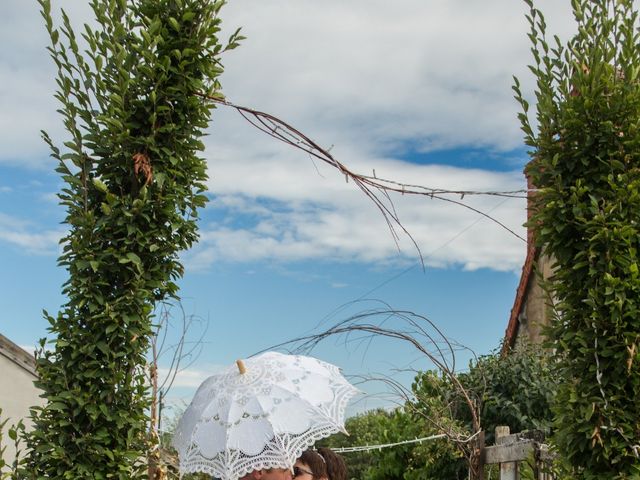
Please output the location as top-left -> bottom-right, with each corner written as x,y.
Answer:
298,450 -> 327,478
299,448 -> 347,480
316,447 -> 347,480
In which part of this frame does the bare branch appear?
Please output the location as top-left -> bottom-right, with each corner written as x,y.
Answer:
148,301 -> 209,440
197,93 -> 528,258
266,306 -> 481,435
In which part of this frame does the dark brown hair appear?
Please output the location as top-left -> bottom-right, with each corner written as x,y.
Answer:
298,448 -> 347,480
316,447 -> 347,480
298,450 -> 328,478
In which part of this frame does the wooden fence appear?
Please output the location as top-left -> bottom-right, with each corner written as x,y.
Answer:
480,426 -> 554,480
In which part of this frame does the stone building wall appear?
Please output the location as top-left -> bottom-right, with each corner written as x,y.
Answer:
0,334 -> 43,468
515,253 -> 555,346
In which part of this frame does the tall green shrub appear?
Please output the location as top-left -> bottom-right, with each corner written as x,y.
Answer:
27,1 -> 241,478
514,0 -> 640,477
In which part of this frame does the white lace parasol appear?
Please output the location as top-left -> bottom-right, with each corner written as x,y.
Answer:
172,351 -> 359,479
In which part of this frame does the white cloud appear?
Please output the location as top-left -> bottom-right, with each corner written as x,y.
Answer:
215,0 -> 575,152
0,1 -> 95,168
157,365 -> 223,389
1,0 -> 575,164
40,192 -> 59,204
186,142 -> 528,271
19,345 -> 36,356
3,0 -> 574,269
19,344 -> 52,355
178,0 -> 572,272
0,212 -> 64,255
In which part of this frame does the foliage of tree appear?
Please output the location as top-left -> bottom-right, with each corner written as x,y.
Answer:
323,342 -> 556,480
0,409 -> 25,480
319,409 -> 382,479
513,0 -> 640,477
410,342 -> 557,477
25,1 -> 241,478
321,408 -> 463,480
427,342 -> 556,445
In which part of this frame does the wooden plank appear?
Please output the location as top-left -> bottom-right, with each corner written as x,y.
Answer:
500,461 -> 517,480
484,440 -> 535,464
496,433 -> 521,445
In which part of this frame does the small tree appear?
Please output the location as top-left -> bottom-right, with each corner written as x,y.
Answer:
409,342 -> 557,479
321,342 -> 556,480
514,0 -> 640,477
447,343 -> 556,444
148,302 -> 208,478
322,408 -> 465,480
27,1 -> 241,478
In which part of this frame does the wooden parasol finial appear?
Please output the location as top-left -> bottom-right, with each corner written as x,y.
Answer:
236,359 -> 247,375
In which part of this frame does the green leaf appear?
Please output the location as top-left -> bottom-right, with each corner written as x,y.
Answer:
168,17 -> 180,31
93,178 -> 108,193
126,252 -> 141,265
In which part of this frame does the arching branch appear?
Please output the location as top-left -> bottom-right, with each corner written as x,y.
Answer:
197,93 -> 528,256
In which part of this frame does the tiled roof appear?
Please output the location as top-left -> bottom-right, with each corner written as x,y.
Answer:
502,243 -> 537,354
0,333 -> 37,377
502,174 -> 537,354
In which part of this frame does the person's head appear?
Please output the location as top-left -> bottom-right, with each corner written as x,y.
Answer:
240,467 -> 293,480
294,450 -> 328,480
293,448 -> 347,480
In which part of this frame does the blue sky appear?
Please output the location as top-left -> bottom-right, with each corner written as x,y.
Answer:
0,1 -> 575,414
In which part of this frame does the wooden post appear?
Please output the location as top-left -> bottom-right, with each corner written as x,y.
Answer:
477,430 -> 485,480
469,430 -> 485,480
495,426 -> 517,480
